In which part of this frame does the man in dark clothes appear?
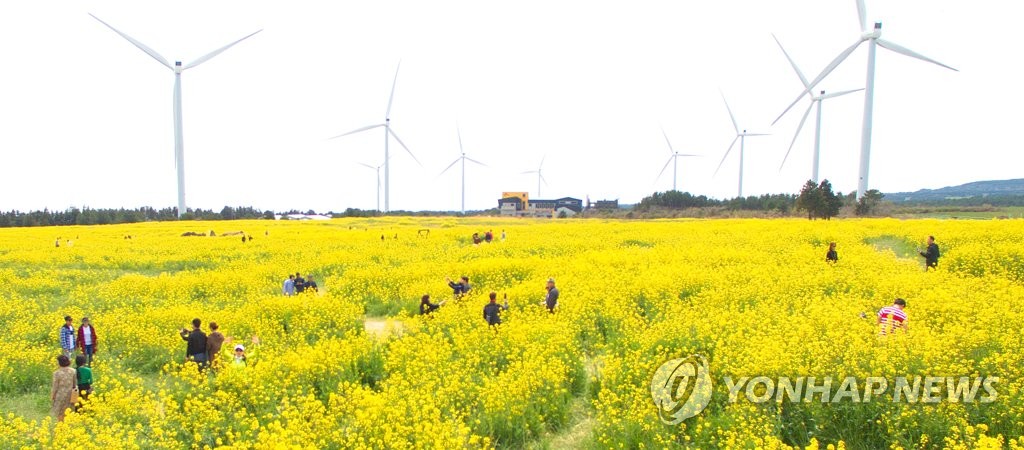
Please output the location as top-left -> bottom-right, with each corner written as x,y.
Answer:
305,276 -> 318,293
919,236 -> 940,270
543,278 -> 559,313
294,272 -> 306,294
447,276 -> 471,298
483,292 -> 508,325
180,318 -> 208,367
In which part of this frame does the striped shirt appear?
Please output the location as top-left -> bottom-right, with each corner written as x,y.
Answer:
60,325 -> 76,350
878,306 -> 908,335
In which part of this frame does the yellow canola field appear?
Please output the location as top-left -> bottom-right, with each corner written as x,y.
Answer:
0,217 -> 1022,449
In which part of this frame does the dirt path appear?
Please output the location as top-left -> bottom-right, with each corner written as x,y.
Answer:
363,317 -> 404,338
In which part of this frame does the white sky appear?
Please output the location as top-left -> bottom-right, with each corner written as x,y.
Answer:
0,1 -> 1019,212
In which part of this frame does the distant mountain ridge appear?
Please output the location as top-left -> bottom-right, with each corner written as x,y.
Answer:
887,179 -> 1024,202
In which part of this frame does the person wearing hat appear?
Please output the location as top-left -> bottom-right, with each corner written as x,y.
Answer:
76,317 -> 98,365
232,344 -> 248,367
543,278 -> 559,313
877,298 -> 908,335
59,316 -> 77,360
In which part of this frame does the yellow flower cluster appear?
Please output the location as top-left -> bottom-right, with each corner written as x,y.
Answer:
0,217 -> 1021,448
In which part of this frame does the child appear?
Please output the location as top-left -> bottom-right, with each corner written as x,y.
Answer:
75,354 -> 93,411
232,344 -> 248,368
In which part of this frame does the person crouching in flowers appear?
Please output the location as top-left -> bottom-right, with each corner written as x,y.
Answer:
877,298 -> 908,335
826,242 -> 838,264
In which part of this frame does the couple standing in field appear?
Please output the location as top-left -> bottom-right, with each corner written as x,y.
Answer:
179,319 -> 253,370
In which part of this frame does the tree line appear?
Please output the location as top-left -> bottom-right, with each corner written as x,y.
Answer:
0,206 -> 274,228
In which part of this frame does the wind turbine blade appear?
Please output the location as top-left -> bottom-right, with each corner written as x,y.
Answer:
386,62 -> 401,118
457,126 -> 464,154
720,91 -> 740,134
714,136 -> 739,176
772,34 -> 809,88
184,29 -> 262,70
876,39 -> 958,72
772,38 -> 863,125
743,133 -> 772,137
465,156 -> 487,166
89,13 -> 172,70
539,154 -> 546,170
655,156 -> 673,181
356,162 -> 376,170
820,88 -> 865,100
677,154 -> 702,157
328,123 -> 385,140
660,127 -> 676,155
856,0 -> 868,31
540,172 -> 548,186
520,170 -> 537,175
438,158 -> 460,176
780,102 -> 814,171
388,128 -> 422,166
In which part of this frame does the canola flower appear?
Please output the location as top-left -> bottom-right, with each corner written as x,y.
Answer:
0,217 -> 1021,448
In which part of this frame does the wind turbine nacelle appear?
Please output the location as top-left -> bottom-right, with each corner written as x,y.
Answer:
174,61 -> 183,74
862,22 -> 882,39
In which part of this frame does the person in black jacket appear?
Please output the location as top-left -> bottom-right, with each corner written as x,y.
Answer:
826,242 -> 839,264
420,294 -> 445,315
294,272 -> 306,293
919,236 -> 940,270
483,292 -> 508,326
179,318 -> 208,368
447,276 -> 471,298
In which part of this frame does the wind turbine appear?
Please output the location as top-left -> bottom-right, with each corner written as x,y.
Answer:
439,126 -> 487,215
772,35 -> 863,183
773,0 -> 957,198
90,14 -> 261,218
356,161 -> 383,212
521,156 -> 548,198
330,63 -> 421,212
715,93 -> 770,198
656,127 -> 701,192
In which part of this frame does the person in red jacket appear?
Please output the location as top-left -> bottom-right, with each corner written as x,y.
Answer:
76,317 -> 98,366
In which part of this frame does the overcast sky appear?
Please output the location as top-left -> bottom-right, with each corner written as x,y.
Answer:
0,1 -> 1019,212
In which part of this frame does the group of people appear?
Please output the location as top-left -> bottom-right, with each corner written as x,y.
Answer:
179,318 -> 251,370
52,316 -> 97,421
282,272 -> 319,296
825,236 -> 941,271
421,277 -> 561,328
471,229 -> 506,245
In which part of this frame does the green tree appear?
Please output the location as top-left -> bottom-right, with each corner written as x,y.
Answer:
796,180 -> 823,219
855,189 -> 885,216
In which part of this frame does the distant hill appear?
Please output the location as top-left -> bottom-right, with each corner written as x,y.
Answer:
887,179 -> 1024,203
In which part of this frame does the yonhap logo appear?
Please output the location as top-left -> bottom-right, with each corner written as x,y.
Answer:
650,354 -> 713,424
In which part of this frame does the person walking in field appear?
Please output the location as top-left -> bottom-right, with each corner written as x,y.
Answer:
483,292 -> 509,326
282,274 -> 295,296
180,318 -> 208,368
542,278 -> 559,313
877,298 -> 908,335
420,294 -> 445,315
919,236 -> 940,270
826,242 -> 839,264
74,354 -> 93,411
59,316 -> 77,360
206,322 -> 225,369
76,317 -> 98,365
50,355 -> 77,422
294,272 -> 306,294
